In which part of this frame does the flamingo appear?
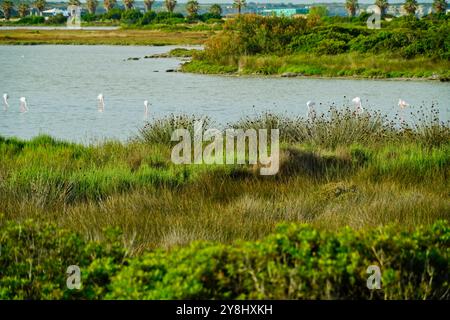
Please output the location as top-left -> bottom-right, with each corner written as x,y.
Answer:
97,94 -> 105,112
352,97 -> 364,115
19,97 -> 28,113
398,99 -> 409,123
398,99 -> 409,109
306,100 -> 316,122
2,93 -> 9,111
144,100 -> 149,119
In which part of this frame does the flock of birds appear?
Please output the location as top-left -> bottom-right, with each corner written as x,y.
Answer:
3,93 -> 29,113
306,97 -> 409,122
3,92 -> 409,122
3,93 -> 150,118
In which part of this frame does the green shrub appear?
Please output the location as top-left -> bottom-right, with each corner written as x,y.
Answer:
82,13 -> 99,22
103,8 -> 123,21
140,11 -> 156,25
107,221 -> 449,299
1,219 -> 447,299
0,219 -> 125,299
121,9 -> 143,25
45,14 -> 67,25
16,16 -> 45,25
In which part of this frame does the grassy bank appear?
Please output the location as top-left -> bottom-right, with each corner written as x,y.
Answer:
183,52 -> 450,80
0,109 -> 448,253
0,29 -> 211,45
0,109 -> 449,299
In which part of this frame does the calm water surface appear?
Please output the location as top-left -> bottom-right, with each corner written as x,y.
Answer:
0,45 -> 449,143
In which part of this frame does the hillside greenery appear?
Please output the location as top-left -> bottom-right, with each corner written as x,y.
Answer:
183,14 -> 450,79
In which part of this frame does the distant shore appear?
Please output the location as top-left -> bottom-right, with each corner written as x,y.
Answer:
0,29 -> 210,46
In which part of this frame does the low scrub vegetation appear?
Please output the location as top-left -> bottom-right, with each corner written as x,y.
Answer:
0,219 -> 448,299
184,14 -> 450,79
0,108 -> 448,299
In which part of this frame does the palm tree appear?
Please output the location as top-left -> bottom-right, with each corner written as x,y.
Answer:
233,0 -> 246,15
68,0 -> 81,6
86,0 -> 98,14
186,0 -> 199,18
433,0 -> 448,13
103,0 -> 116,12
375,0 -> 389,17
18,3 -> 30,18
209,4 -> 222,16
345,0 -> 359,17
403,0 -> 418,15
144,0 -> 154,12
165,0 -> 177,13
33,0 -> 46,16
1,0 -> 14,20
123,0 -> 134,10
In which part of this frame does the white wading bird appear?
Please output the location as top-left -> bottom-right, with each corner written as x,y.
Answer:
97,94 -> 105,112
352,97 -> 364,115
306,100 -> 316,122
2,93 -> 9,111
398,99 -> 409,123
398,99 -> 409,109
144,100 -> 149,119
19,97 -> 28,113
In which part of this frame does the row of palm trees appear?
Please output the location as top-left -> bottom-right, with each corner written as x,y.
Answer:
345,0 -> 448,17
1,0 -> 243,20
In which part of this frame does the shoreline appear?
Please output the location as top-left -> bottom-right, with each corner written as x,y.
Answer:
178,69 -> 448,82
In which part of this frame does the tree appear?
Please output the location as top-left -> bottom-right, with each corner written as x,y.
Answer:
1,0 -> 13,20
18,3 -> 30,18
123,0 -> 134,10
209,4 -> 222,16
33,0 -> 46,16
103,0 -> 116,12
165,0 -> 177,13
375,0 -> 389,17
309,6 -> 328,17
403,0 -> 418,15
345,0 -> 359,17
433,0 -> 447,13
186,0 -> 199,18
86,0 -> 98,14
233,0 -> 246,15
144,0 -> 154,12
68,0 -> 81,6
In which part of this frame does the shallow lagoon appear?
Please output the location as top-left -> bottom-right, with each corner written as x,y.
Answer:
0,45 -> 449,143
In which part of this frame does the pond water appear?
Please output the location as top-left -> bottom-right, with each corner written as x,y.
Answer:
0,45 -> 449,143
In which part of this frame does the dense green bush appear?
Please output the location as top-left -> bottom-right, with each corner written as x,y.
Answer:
198,14 -> 450,67
82,13 -> 99,22
121,9 -> 143,25
0,219 -> 448,299
153,12 -> 185,24
16,16 -> 45,25
139,11 -> 157,25
45,14 -> 67,25
0,219 -> 125,299
199,12 -> 222,22
103,8 -> 123,21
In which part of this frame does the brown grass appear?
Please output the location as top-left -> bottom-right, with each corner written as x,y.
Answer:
0,29 -> 211,45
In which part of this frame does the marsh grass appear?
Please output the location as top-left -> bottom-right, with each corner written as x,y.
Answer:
0,109 -> 448,254
0,29 -> 210,45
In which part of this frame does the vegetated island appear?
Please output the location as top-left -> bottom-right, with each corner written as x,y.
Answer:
181,14 -> 450,81
1,8 -> 449,80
